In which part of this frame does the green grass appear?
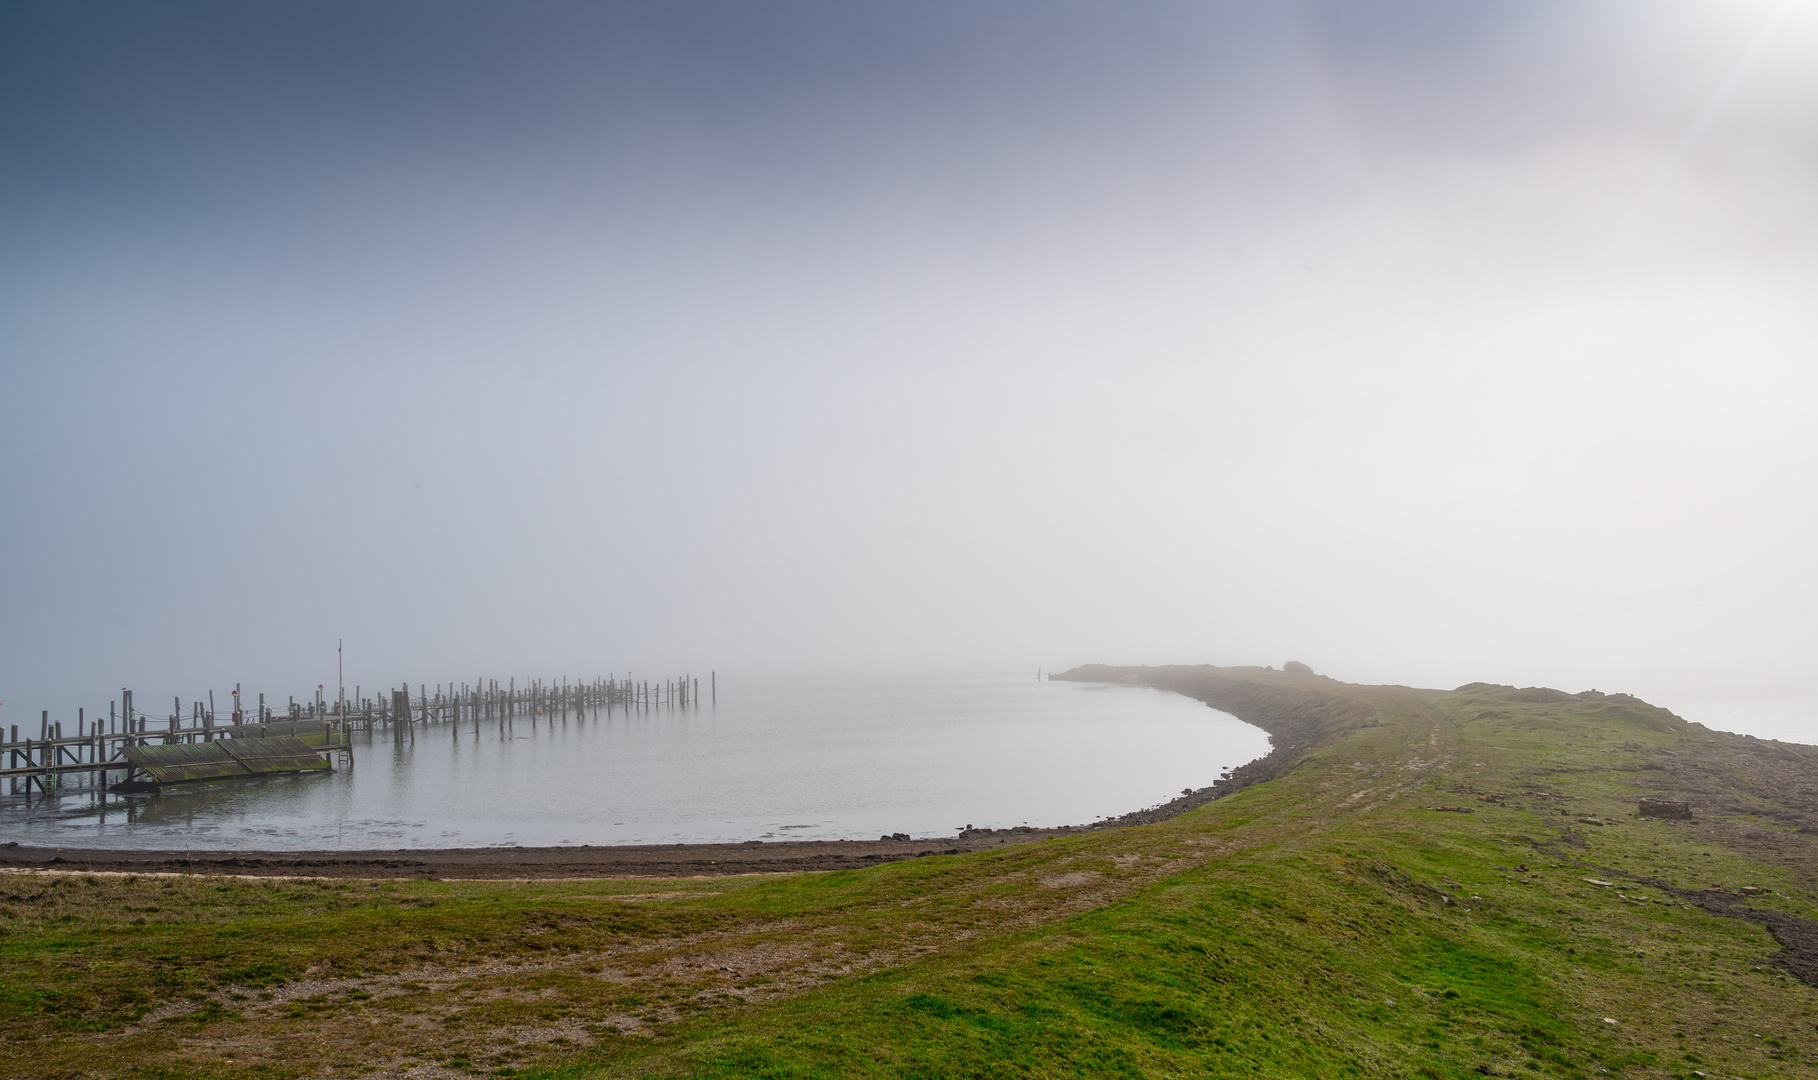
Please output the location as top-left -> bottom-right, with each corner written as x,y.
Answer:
4,672 -> 1816,1078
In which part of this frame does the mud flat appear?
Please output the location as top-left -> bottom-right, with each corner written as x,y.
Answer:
0,830 -> 1091,879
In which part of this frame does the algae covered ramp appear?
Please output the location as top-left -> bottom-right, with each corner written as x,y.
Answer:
118,735 -> 331,784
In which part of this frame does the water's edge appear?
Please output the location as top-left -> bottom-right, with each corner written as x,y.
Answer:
0,667 -> 1350,874
0,673 -> 1273,852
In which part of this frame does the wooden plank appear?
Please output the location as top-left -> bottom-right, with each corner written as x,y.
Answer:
120,742 -> 249,783
220,736 -> 332,774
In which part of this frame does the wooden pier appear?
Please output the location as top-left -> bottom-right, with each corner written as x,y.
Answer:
2,671 -> 710,797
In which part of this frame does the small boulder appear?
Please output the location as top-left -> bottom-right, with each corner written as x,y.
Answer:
1283,660 -> 1315,676
1638,799 -> 1693,821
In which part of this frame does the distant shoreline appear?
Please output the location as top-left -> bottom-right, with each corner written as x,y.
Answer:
0,665 -> 1355,878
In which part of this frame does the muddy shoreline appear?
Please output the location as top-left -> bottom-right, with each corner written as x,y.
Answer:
0,829 -> 1091,879
0,664 -> 1367,879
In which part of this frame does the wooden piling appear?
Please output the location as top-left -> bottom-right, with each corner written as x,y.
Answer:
5,664 -> 700,793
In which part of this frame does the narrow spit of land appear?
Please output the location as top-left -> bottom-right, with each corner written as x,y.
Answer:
5,664 -> 1818,1080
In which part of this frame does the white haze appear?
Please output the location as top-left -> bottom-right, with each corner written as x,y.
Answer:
1,2 -> 1815,731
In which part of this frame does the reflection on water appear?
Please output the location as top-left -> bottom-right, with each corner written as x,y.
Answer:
0,673 -> 1269,850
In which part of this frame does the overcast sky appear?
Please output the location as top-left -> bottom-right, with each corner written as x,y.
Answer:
3,1 -> 1816,714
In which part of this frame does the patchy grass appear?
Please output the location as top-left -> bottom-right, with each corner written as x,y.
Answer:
5,672 -> 1818,1078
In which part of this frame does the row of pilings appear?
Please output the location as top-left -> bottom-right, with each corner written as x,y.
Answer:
3,671 -> 716,795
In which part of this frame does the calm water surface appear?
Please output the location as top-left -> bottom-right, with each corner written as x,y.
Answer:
0,673 -> 1270,850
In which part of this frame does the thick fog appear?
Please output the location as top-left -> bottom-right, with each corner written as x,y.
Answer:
2,2 -> 1815,715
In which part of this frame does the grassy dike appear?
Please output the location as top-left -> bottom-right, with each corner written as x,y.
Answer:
5,665 -> 1818,1078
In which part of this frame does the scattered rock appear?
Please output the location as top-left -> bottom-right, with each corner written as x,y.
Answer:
1583,878 -> 1616,887
1638,798 -> 1692,821
1283,660 -> 1315,676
